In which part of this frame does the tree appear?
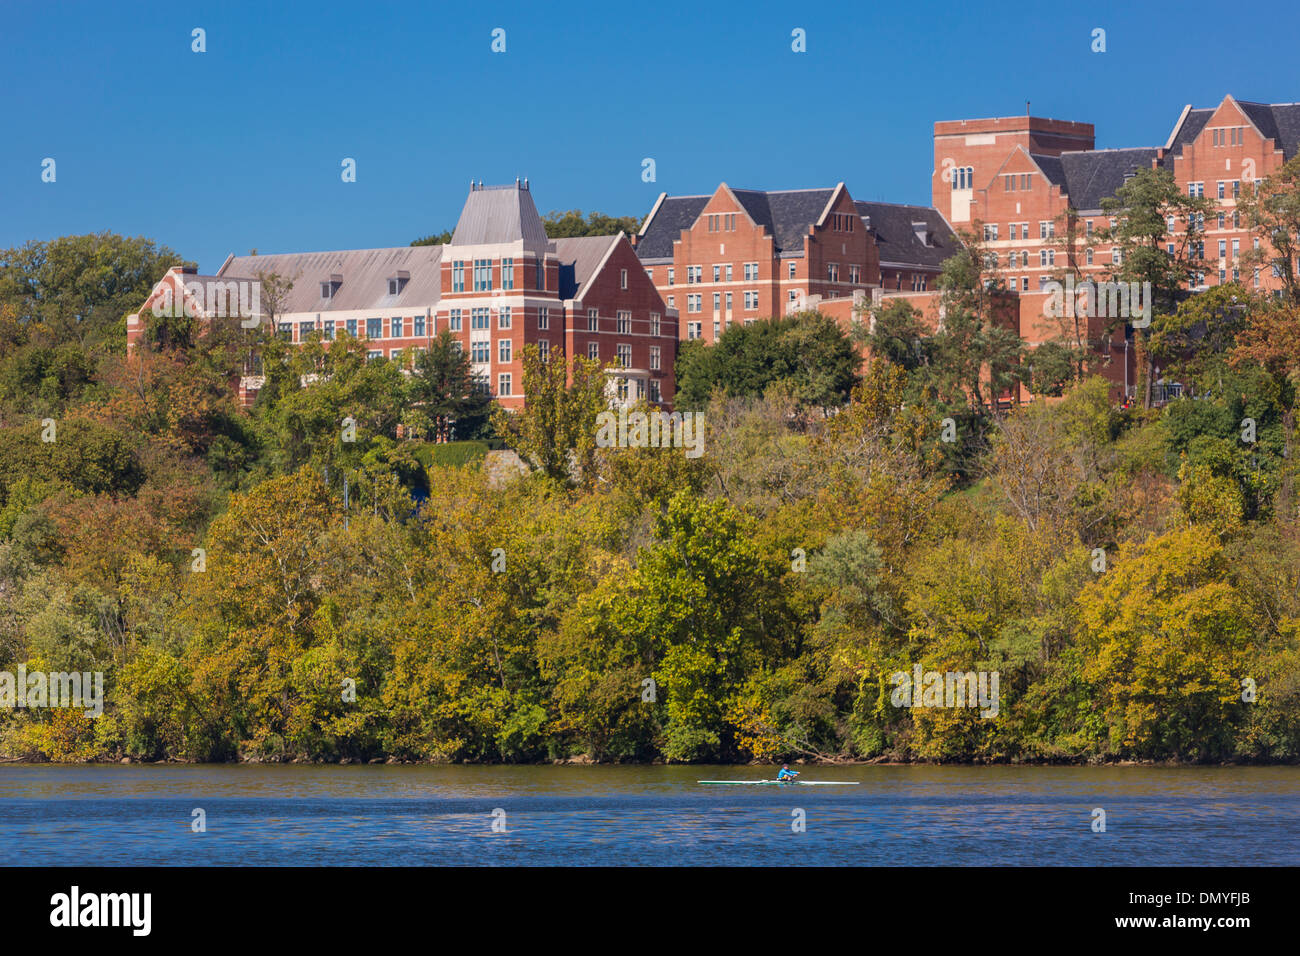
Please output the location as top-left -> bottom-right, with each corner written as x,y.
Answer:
542,210 -> 642,238
1238,154 -> 1300,305
403,330 -> 491,442
1099,167 -> 1214,408
674,313 -> 860,411
490,346 -> 607,487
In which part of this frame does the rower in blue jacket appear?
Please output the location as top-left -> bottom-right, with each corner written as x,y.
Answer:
777,764 -> 800,782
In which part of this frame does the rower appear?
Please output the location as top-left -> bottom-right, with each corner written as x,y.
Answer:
777,764 -> 799,782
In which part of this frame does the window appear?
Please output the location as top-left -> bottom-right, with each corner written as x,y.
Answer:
827,263 -> 839,282
667,267 -> 675,286
452,260 -> 465,292
712,265 -> 721,282
712,292 -> 721,312
471,308 -> 490,330
649,345 -> 661,370
650,312 -> 660,336
1232,180 -> 1241,198
346,319 -> 358,337
713,319 -> 720,339
667,295 -> 674,309
1005,175 -> 1016,191
387,277 -> 403,295
322,321 -> 334,340
473,259 -> 493,292
498,373 -> 511,397
321,282 -> 335,299
1189,182 -> 1204,198
1217,212 -> 1226,229
1039,221 -> 1055,239
498,339 -> 512,363
687,265 -> 702,284
1232,239 -> 1240,259
616,344 -> 632,368
538,307 -> 549,330
587,342 -> 600,360
587,308 -> 599,331
414,314 -> 426,336
649,379 -> 661,403
1086,248 -> 1094,266
1168,243 -> 1175,256
1040,249 -> 1055,267
1233,210 -> 1240,228
1021,174 -> 1030,190
725,292 -> 733,313
1111,248 -> 1121,265
617,310 -> 632,333
1219,239 -> 1227,259
498,307 -> 511,329
471,341 -> 490,363
448,309 -> 462,332
687,294 -> 702,313
501,257 -> 514,290
788,261 -> 796,280
1009,224 -> 1018,240
744,291 -> 758,310
538,339 -> 550,362
620,268 -> 628,290
367,349 -> 382,362
299,320 -> 315,340
686,321 -> 702,340
744,262 -> 759,281
390,316 -> 403,338
1217,181 -> 1226,200
1085,220 -> 1093,236
725,264 -> 733,281
951,166 -> 973,189
983,224 -> 999,241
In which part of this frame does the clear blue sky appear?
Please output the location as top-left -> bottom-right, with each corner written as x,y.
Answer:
3,0 -> 1298,272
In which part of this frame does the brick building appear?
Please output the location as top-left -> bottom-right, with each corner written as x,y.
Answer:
932,95 -> 1300,399
634,182 -> 958,343
128,180 -> 679,410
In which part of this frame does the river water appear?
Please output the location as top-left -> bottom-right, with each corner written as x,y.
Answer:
1,764 -> 1296,866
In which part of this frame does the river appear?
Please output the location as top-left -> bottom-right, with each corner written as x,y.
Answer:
2,764 -> 1296,865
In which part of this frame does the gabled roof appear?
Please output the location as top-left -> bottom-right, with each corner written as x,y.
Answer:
853,201 -> 958,270
1057,148 -> 1159,212
1236,101 -> 1300,159
635,195 -> 710,261
635,186 -> 842,261
1163,100 -> 1300,162
217,245 -> 444,313
731,187 -> 835,254
450,182 -> 549,246
553,235 -> 620,300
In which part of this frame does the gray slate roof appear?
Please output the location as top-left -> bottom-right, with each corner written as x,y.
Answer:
635,195 -> 709,261
636,187 -> 840,261
853,201 -> 959,270
553,235 -> 618,300
1165,101 -> 1300,162
1054,148 -> 1159,212
451,183 -> 549,246
217,245 -> 444,313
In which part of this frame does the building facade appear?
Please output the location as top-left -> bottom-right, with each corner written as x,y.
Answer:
633,182 -> 958,343
128,180 -> 679,411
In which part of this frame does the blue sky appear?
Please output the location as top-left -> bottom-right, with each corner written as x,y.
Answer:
3,0 -> 1299,272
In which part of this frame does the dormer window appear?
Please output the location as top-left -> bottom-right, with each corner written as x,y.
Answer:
387,270 -> 410,296
321,273 -> 342,299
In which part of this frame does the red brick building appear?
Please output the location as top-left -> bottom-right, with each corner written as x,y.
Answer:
634,182 -> 958,343
932,95 -> 1300,400
128,180 -> 679,410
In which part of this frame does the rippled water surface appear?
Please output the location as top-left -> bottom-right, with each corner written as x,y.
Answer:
1,765 -> 1296,865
